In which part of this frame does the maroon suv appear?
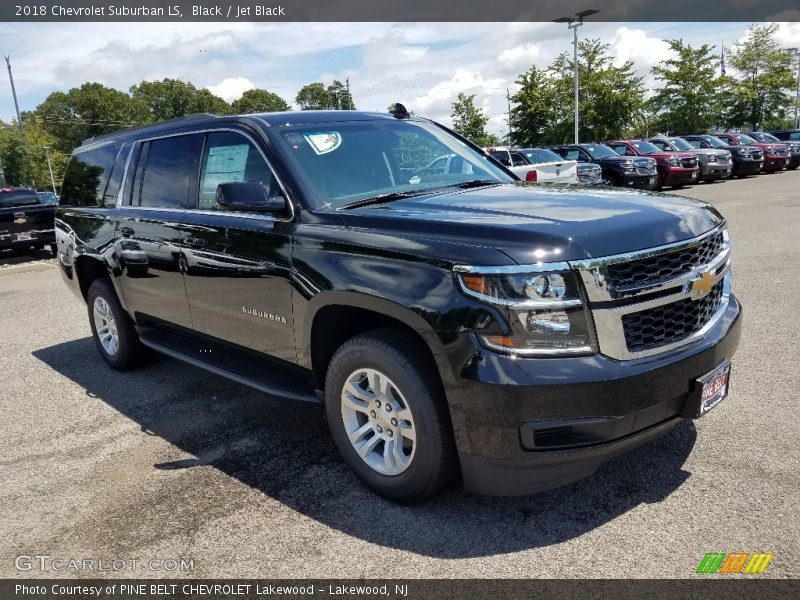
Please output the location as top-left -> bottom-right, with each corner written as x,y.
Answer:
713,133 -> 790,173
605,140 -> 699,189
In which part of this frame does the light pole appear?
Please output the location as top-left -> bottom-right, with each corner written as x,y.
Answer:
794,49 -> 800,130
43,146 -> 57,195
554,9 -> 599,144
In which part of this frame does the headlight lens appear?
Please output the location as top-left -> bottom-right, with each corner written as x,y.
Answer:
668,157 -> 680,166
457,269 -> 595,356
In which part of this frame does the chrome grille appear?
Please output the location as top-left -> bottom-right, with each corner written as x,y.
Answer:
681,157 -> 698,168
605,231 -> 724,291
569,226 -> 732,360
622,280 -> 724,352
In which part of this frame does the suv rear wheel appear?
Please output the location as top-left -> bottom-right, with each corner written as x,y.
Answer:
324,328 -> 457,503
87,278 -> 147,370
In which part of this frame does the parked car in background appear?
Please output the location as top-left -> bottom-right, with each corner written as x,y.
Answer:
36,191 -> 59,205
575,162 -> 603,185
713,132 -> 789,173
605,139 -> 699,190
767,129 -> 800,142
550,143 -> 657,189
0,187 -> 56,254
746,131 -> 800,170
485,147 -> 577,183
681,135 -> 763,178
646,136 -> 731,182
515,148 -> 578,183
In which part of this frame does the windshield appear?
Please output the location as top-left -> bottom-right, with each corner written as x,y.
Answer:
521,148 -> 563,164
701,136 -> 728,148
0,189 -> 40,208
632,140 -> 663,154
667,138 -> 694,151
272,119 -> 512,209
734,134 -> 757,144
583,144 -> 618,159
751,132 -> 779,143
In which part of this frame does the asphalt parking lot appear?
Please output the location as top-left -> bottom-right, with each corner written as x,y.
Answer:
1,171 -> 798,579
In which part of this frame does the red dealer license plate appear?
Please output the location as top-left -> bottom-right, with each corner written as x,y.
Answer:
684,360 -> 731,418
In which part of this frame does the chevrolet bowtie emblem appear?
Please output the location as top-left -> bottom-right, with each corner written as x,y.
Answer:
688,270 -> 715,300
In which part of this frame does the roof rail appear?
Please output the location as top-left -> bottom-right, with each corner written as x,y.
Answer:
81,112 -> 218,146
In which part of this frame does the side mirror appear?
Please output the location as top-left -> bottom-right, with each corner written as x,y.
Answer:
215,182 -> 287,213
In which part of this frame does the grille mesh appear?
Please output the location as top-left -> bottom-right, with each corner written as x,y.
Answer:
622,280 -> 724,351
606,232 -> 724,290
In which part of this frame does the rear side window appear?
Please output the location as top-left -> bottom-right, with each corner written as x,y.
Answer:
0,190 -> 39,208
489,151 -> 511,166
133,134 -> 203,209
60,143 -> 122,207
509,152 -> 529,167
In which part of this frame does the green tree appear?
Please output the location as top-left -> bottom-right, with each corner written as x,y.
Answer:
231,89 -> 291,114
129,78 -> 231,122
35,82 -> 138,153
327,80 -> 355,110
450,92 -> 497,147
296,83 -> 335,110
0,116 -> 68,189
510,65 -> 556,146
725,24 -> 796,130
649,40 -> 722,135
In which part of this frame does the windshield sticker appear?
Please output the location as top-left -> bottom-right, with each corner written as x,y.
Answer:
304,132 -> 342,155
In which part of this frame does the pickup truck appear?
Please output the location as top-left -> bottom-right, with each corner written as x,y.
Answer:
55,109 -> 742,502
0,187 -> 56,254
485,147 -> 578,183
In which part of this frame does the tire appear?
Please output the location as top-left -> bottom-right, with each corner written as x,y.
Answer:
86,278 -> 147,370
49,243 -> 57,256
324,327 -> 457,503
654,173 -> 664,191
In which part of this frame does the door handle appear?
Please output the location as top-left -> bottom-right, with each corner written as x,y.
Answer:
184,237 -> 207,248
120,226 -> 135,237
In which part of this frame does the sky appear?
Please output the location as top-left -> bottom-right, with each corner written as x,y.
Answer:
1,21 -> 799,136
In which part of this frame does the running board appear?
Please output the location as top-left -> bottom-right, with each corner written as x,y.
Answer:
138,328 -> 319,403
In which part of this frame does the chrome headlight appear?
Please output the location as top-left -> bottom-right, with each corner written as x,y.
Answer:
621,160 -> 636,172
668,157 -> 680,167
455,267 -> 595,356
706,154 -> 717,163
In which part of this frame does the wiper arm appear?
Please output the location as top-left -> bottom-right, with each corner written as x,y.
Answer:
455,179 -> 501,189
339,190 -> 429,210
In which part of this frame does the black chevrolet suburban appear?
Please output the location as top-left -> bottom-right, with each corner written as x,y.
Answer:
56,110 -> 741,502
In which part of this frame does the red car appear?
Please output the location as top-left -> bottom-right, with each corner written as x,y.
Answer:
605,140 -> 699,189
713,133 -> 790,173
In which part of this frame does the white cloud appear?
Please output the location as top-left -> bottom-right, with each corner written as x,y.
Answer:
610,27 -> 673,71
206,77 -> 255,102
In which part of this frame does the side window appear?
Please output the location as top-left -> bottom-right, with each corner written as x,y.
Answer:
60,142 -> 122,208
198,131 -> 275,210
686,139 -> 701,149
609,144 -> 626,156
510,153 -> 528,167
490,151 -> 511,166
562,149 -> 580,160
579,150 -> 592,162
134,134 -> 203,209
650,140 -> 666,150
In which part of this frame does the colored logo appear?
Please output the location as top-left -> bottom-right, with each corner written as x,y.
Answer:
687,270 -> 715,300
696,552 -> 773,574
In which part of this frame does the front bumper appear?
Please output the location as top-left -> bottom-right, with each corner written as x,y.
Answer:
451,294 -> 742,496
663,167 -> 699,186
699,162 -> 732,180
733,158 -> 762,175
763,155 -> 789,171
620,173 -> 657,189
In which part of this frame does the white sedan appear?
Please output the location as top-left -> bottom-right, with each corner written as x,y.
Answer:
486,147 -> 579,183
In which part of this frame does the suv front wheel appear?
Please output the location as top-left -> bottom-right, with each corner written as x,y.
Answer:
324,328 -> 457,503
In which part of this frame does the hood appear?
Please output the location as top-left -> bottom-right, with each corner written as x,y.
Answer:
340,183 -> 724,265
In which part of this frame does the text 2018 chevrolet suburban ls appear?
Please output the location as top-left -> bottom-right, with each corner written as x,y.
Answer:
55,109 -> 742,502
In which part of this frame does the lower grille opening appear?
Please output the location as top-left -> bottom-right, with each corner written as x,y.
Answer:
622,280 -> 724,352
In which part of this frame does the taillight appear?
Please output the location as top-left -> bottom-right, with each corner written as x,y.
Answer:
526,169 -> 538,182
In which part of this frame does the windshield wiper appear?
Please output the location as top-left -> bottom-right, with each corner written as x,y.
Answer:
455,179 -> 501,189
339,190 -> 430,210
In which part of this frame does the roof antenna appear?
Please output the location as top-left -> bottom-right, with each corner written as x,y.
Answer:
389,103 -> 410,119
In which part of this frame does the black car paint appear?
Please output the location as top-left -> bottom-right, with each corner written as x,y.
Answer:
56,112 -> 741,496
0,189 -> 56,251
681,135 -> 762,177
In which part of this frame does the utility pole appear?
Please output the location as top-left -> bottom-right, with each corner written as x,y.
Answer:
554,10 -> 599,144
4,56 -> 22,131
506,89 -> 513,146
346,78 -> 352,109
794,49 -> 800,130
44,146 -> 57,194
